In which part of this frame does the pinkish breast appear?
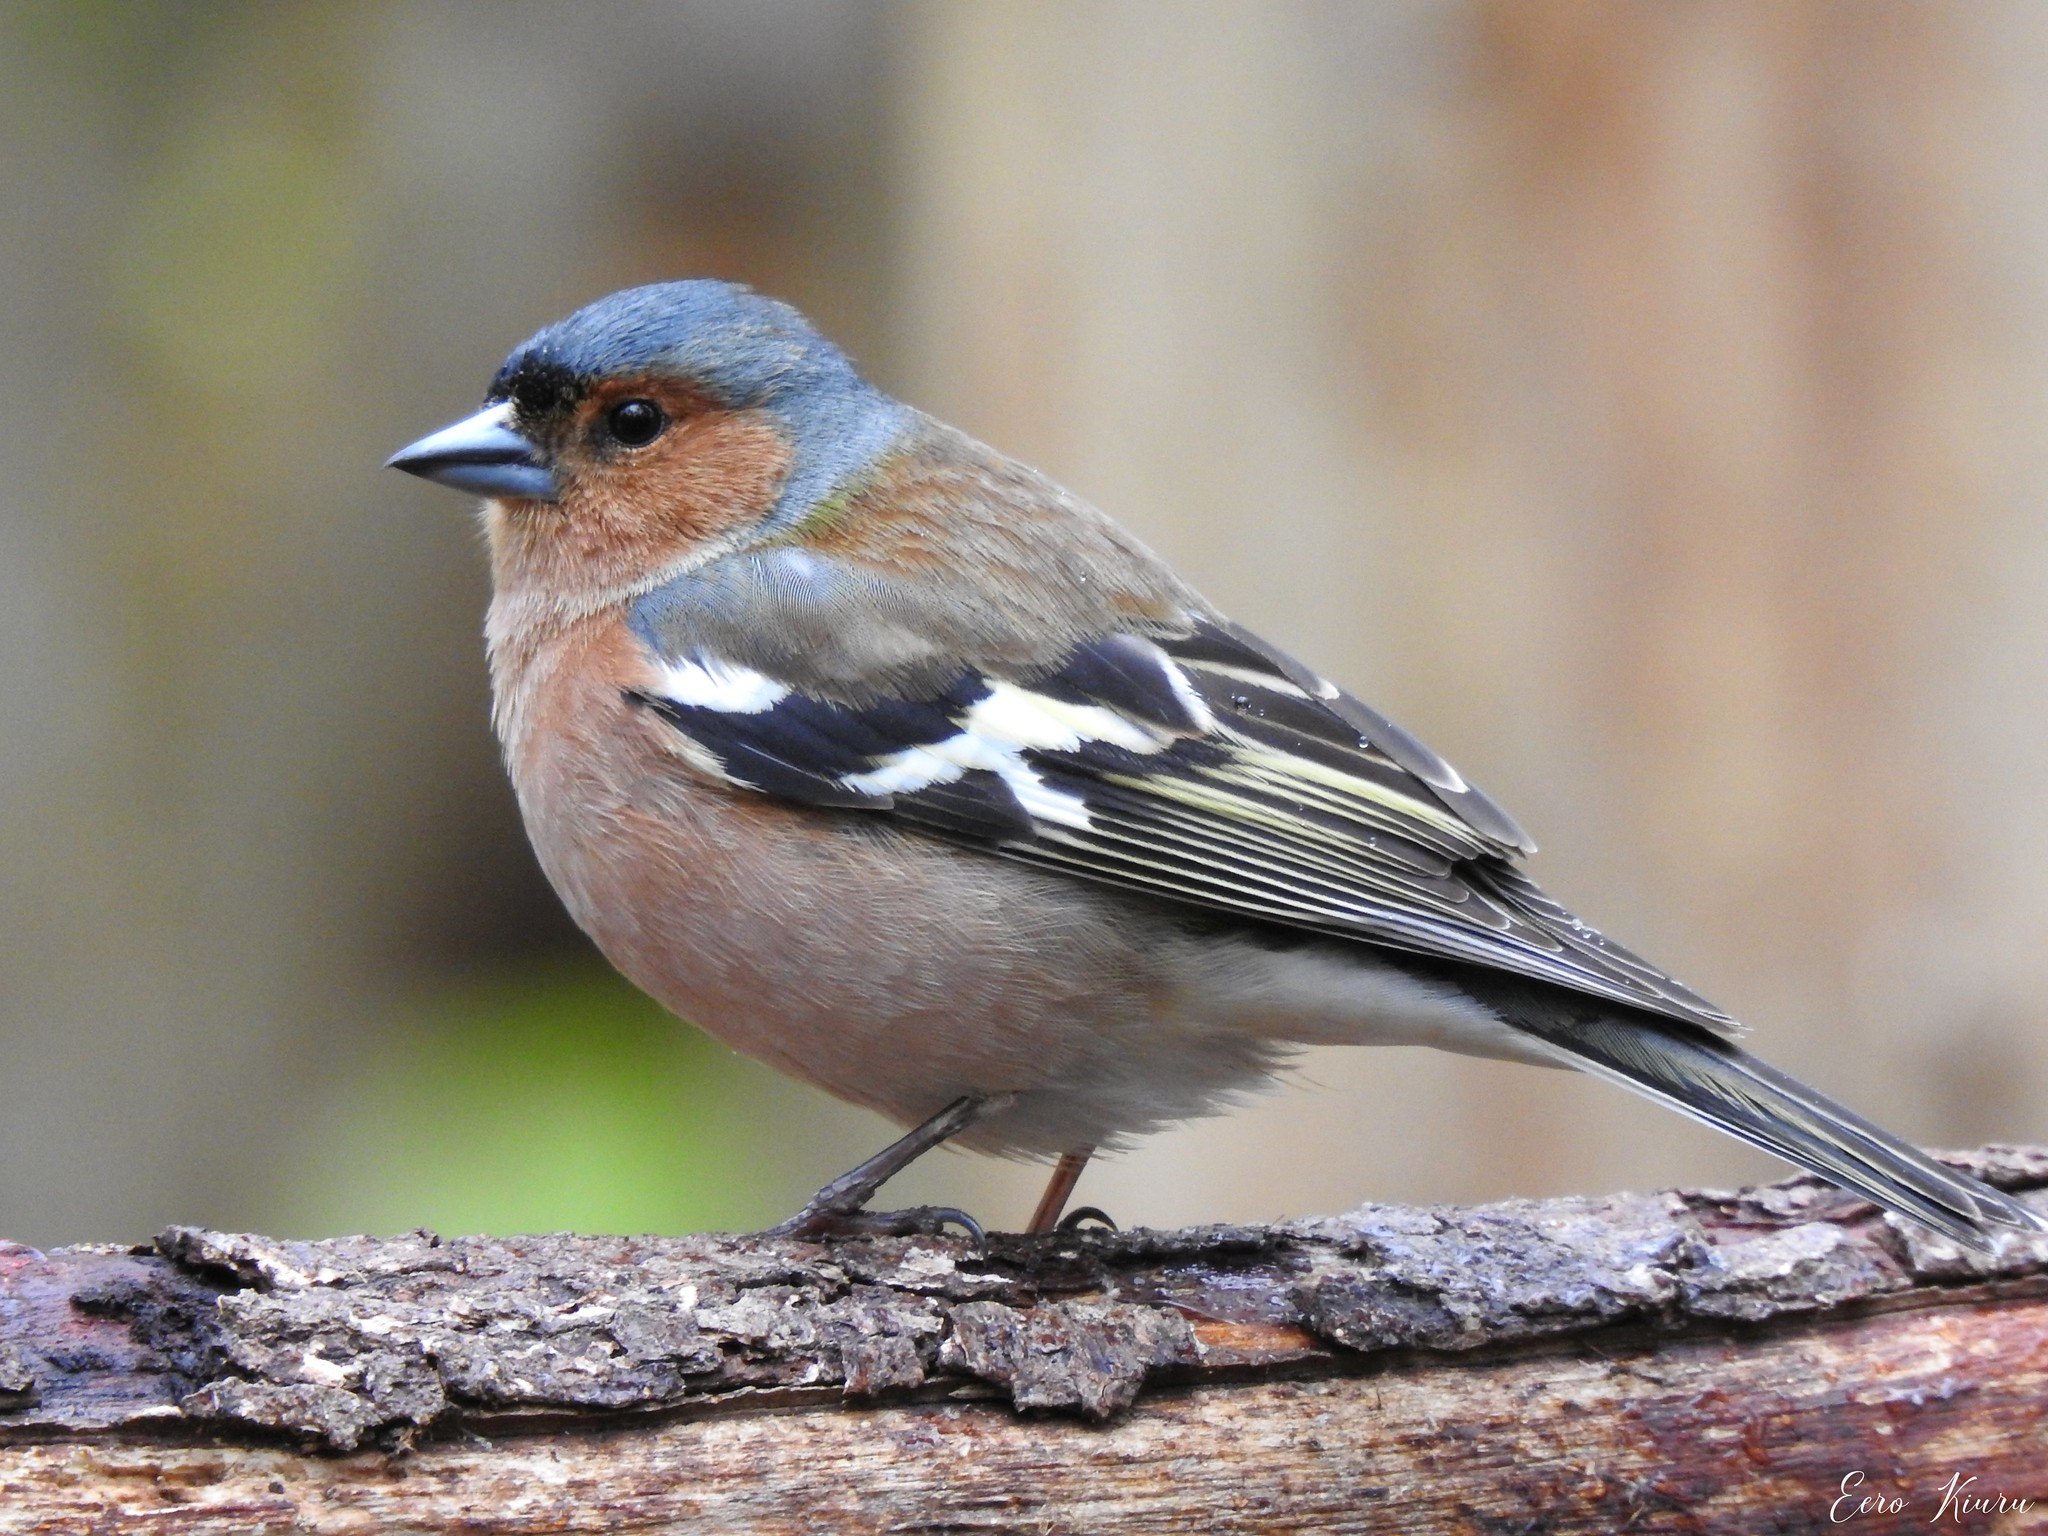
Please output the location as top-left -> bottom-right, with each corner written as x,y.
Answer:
485,608 -> 1182,1137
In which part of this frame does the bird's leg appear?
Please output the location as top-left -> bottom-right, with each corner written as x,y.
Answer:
769,1093 -> 1013,1240
1026,1147 -> 1095,1233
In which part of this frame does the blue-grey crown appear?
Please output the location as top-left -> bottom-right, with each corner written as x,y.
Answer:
490,279 -> 865,417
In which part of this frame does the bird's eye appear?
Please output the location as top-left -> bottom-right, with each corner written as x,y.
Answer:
605,399 -> 667,448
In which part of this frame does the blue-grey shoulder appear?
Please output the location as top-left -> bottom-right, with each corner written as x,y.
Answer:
629,545 -> 959,701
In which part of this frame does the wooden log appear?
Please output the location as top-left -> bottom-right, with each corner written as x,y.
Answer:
2,1147 -> 2045,1534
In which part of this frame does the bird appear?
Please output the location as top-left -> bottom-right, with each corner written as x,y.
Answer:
389,278 -> 2043,1250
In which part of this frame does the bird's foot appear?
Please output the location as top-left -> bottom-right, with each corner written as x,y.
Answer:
761,1097 -> 1015,1245
768,1202 -> 986,1244
762,1094 -> 1011,1246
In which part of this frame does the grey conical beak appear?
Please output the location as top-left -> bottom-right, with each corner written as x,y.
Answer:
387,402 -> 558,501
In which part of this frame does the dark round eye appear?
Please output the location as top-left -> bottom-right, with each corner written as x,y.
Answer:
605,398 -> 667,448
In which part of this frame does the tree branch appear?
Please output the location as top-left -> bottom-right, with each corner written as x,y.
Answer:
4,1147 -> 2046,1533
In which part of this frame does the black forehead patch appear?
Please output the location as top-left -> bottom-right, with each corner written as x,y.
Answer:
484,279 -> 860,418
489,353 -> 584,420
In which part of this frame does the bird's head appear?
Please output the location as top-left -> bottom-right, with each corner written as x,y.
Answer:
390,280 -> 906,610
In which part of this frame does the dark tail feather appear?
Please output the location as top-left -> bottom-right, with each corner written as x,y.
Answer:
1511,1010 -> 2045,1251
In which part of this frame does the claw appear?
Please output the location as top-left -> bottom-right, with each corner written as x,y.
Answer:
921,1206 -> 987,1246
1055,1205 -> 1118,1233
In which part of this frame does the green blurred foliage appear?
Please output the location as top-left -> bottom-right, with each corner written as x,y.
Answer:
9,0 -> 240,109
273,959 -> 798,1239
114,92 -> 372,398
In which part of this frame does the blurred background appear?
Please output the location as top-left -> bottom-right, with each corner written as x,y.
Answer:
3,1 -> 2046,1248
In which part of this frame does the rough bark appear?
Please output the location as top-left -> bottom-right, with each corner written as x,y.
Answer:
3,1147 -> 2046,1534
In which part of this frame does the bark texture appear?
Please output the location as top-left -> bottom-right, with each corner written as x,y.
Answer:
3,1147 -> 2046,1534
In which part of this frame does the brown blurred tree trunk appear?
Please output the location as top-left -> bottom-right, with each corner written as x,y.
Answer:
893,0 -> 2048,1228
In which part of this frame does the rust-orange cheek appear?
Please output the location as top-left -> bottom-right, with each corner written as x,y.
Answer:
495,409 -> 796,618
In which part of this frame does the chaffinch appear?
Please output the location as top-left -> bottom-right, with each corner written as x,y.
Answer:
391,279 -> 2041,1247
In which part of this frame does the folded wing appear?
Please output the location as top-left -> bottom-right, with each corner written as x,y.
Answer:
629,612 -> 1735,1036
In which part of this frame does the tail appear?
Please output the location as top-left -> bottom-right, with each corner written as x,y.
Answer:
1450,971 -> 2046,1250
